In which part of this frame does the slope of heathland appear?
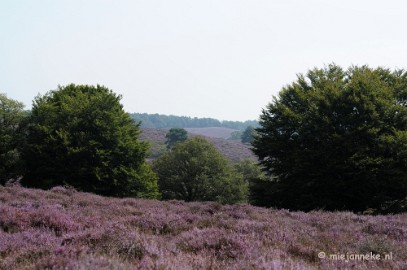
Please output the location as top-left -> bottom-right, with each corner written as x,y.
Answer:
140,128 -> 256,162
184,127 -> 238,139
1,186 -> 406,269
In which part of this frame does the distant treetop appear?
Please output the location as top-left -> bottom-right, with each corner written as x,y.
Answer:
131,113 -> 258,130
165,128 -> 188,149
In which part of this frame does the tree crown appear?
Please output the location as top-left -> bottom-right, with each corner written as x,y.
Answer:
252,64 -> 407,211
153,137 -> 248,204
22,84 -> 158,198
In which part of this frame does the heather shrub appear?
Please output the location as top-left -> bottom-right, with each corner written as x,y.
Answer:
0,229 -> 59,269
177,228 -> 248,260
62,224 -> 146,261
1,186 -> 407,269
50,186 -> 77,196
222,204 -> 253,219
358,236 -> 393,255
195,213 -> 234,230
72,254 -> 139,270
28,206 -> 80,235
287,243 -> 318,263
129,212 -> 189,235
0,204 -> 79,236
362,220 -> 407,240
189,201 -> 222,216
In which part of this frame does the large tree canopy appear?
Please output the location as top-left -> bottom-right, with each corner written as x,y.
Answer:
21,84 -> 159,198
152,137 -> 248,204
252,64 -> 407,211
0,94 -> 27,185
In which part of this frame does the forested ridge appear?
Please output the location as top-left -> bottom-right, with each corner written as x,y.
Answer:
131,113 -> 258,130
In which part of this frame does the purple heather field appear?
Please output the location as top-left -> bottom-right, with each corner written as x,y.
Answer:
0,186 -> 406,270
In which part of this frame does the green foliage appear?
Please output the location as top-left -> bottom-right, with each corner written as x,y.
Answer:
228,131 -> 242,140
233,160 -> 271,205
21,84 -> 159,198
165,128 -> 188,149
152,137 -> 248,204
241,126 -> 256,144
233,160 -> 265,183
131,163 -> 161,199
252,64 -> 407,212
132,113 -> 258,130
146,141 -> 167,159
0,94 -> 27,185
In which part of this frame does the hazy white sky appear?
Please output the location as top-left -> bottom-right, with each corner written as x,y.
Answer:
1,0 -> 407,121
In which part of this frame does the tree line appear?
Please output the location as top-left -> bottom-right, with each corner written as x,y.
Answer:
131,113 -> 258,130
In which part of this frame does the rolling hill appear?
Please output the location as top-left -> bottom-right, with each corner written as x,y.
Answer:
184,127 -> 238,139
140,128 -> 256,162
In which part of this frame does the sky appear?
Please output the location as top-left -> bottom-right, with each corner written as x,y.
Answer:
1,0 -> 407,121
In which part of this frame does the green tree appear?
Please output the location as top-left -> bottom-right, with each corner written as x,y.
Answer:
165,128 -> 188,149
241,126 -> 256,144
233,160 -> 272,205
252,64 -> 407,212
228,130 -> 242,140
0,94 -> 27,185
21,84 -> 159,198
233,159 -> 265,183
152,137 -> 248,204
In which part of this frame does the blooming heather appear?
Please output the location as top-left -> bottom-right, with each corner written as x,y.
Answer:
0,186 -> 406,269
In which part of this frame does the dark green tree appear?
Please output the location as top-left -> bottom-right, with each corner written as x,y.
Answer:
241,126 -> 256,144
152,137 -> 248,204
21,84 -> 159,198
252,64 -> 407,212
165,128 -> 188,149
0,94 -> 27,185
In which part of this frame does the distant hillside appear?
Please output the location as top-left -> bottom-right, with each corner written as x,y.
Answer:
140,128 -> 256,162
185,127 -> 238,139
131,113 -> 258,130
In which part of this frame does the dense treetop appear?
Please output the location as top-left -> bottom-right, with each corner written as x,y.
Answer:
252,64 -> 407,211
21,84 -> 159,198
152,137 -> 248,204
